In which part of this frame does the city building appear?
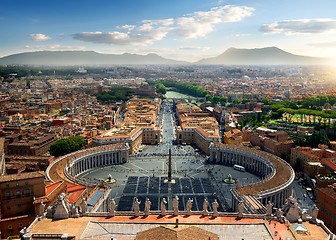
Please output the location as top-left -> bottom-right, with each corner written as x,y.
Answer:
94,98 -> 161,153
290,146 -> 336,178
243,127 -> 294,155
0,138 -> 5,176
317,184 -> 336,233
223,129 -> 243,145
175,100 -> 220,154
0,171 -> 45,238
6,133 -> 57,156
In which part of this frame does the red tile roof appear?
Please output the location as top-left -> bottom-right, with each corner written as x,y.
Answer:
321,159 -> 336,171
45,181 -> 62,196
67,183 -> 86,203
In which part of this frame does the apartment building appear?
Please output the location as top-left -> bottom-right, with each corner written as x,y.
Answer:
175,100 -> 220,154
94,98 -> 161,153
243,127 -> 294,155
0,171 -> 45,238
6,133 -> 57,156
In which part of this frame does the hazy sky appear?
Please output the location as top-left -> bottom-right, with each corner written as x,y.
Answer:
1,0 -> 336,61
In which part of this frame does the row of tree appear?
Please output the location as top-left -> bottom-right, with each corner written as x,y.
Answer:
268,99 -> 336,126
148,80 -> 228,106
49,136 -> 86,157
94,87 -> 135,103
155,83 -> 166,94
149,80 -> 208,98
291,130 -> 330,148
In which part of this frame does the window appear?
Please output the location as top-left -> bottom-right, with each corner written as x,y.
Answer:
18,203 -> 21,207
8,225 -> 12,230
7,206 -> 10,210
16,189 -> 21,196
19,223 -> 23,228
6,184 -> 9,188
25,188 -> 30,195
6,191 -> 11,197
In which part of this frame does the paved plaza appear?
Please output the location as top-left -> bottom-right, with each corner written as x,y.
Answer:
78,99 -> 262,212
79,151 -> 260,212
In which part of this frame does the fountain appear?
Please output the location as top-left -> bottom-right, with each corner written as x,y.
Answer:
105,174 -> 116,184
224,174 -> 236,184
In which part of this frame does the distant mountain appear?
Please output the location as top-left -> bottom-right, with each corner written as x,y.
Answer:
197,47 -> 332,65
0,47 -> 333,66
0,51 -> 188,65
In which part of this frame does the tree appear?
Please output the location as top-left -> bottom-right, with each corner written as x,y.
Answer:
294,157 -> 302,172
205,94 -> 213,102
49,136 -> 86,157
324,103 -> 331,109
261,98 -> 272,105
307,130 -> 329,148
212,95 -> 221,104
155,83 -> 166,94
232,99 -> 240,104
219,97 -> 227,106
241,99 -> 251,104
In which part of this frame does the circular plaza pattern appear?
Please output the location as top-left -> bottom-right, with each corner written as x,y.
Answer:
46,99 -> 294,214
46,142 -> 294,213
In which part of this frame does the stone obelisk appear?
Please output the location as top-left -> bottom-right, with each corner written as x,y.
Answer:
168,149 -> 172,182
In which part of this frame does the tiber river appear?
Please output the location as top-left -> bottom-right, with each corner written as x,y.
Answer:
165,91 -> 189,99
165,91 -> 202,106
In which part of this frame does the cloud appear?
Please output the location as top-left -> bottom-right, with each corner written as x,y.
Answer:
174,5 -> 254,38
179,46 -> 210,51
142,18 -> 174,26
117,25 -> 136,31
25,44 -> 86,51
233,33 -> 250,37
309,41 -> 336,48
72,5 -> 253,45
29,33 -> 51,41
260,18 -> 336,35
73,28 -> 170,46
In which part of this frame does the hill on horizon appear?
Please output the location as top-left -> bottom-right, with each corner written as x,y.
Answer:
196,47 -> 332,65
0,51 -> 187,65
0,47 -> 333,66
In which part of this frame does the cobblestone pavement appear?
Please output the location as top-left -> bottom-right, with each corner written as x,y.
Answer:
78,100 -> 261,212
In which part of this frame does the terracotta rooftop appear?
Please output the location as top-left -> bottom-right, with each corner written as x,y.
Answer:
27,214 -> 330,240
321,159 -> 336,171
212,143 -> 293,195
239,150 -> 292,195
135,226 -> 219,240
0,137 -> 4,154
318,185 -> 336,200
0,171 -> 45,183
67,183 -> 86,203
45,181 -> 62,196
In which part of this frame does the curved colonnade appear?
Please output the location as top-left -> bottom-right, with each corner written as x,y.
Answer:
47,141 -> 294,211
46,143 -> 130,185
209,142 -> 295,208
